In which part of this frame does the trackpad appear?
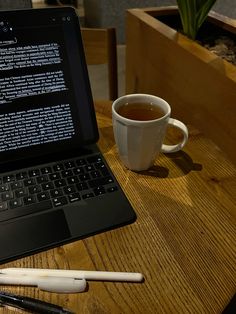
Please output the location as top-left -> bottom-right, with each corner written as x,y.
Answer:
0,210 -> 71,261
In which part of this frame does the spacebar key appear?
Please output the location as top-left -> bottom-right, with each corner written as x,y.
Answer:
0,200 -> 53,222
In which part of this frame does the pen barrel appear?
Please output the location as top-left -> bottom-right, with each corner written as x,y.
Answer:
7,295 -> 70,314
0,291 -> 73,314
80,271 -> 143,282
1,268 -> 144,282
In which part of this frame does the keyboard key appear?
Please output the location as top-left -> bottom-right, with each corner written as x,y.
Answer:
23,195 -> 37,205
76,182 -> 88,191
9,198 -> 23,209
0,202 -> 8,211
16,172 -> 28,180
73,167 -> 84,175
28,169 -> 40,177
64,186 -> 76,194
1,191 -> 14,201
49,173 -> 61,180
28,185 -> 41,194
36,175 -> 49,184
50,189 -> 63,197
68,193 -> 81,202
41,182 -> 54,191
94,186 -> 106,196
107,186 -> 118,193
76,158 -> 86,166
79,173 -> 90,181
37,191 -> 50,202
85,165 -> 94,172
41,166 -> 52,174
67,176 -> 78,184
91,170 -> 101,178
10,181 -> 23,190
95,162 -> 107,170
61,170 -> 73,177
3,175 -> 15,183
24,178 -> 36,186
0,184 -> 10,192
15,188 -> 28,198
53,163 -> 64,171
54,179 -> 66,188
95,163 -> 109,176
52,196 -> 68,207
64,161 -> 75,169
82,192 -> 94,199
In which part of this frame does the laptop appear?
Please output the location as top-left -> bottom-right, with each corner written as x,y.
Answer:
0,7 -> 136,263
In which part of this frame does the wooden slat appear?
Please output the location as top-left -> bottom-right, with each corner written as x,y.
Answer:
81,27 -> 118,100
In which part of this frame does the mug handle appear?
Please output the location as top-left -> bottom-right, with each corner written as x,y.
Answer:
161,118 -> 188,153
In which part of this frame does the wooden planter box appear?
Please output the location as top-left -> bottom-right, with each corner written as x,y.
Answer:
126,6 -> 236,165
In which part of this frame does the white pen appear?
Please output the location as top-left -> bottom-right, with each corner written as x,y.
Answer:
0,274 -> 87,293
1,268 -> 144,282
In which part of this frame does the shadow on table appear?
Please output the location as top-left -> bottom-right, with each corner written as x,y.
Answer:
165,151 -> 202,174
139,151 -> 202,178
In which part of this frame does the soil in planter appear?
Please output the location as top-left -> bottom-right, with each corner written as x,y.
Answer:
156,15 -> 236,65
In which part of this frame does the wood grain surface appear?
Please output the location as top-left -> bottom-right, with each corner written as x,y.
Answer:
1,100 -> 235,314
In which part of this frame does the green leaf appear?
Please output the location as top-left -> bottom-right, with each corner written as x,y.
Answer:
196,0 -> 217,28
176,0 -> 217,39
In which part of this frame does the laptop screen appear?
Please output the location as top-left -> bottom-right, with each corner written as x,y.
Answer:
0,7 -> 98,166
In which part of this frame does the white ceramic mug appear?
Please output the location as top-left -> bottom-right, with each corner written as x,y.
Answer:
112,94 -> 188,171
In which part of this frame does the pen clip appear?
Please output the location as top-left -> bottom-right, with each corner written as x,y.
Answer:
37,277 -> 87,293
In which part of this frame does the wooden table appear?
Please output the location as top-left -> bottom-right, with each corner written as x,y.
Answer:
1,100 -> 236,313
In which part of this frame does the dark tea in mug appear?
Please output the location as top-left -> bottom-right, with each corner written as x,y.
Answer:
117,102 -> 165,121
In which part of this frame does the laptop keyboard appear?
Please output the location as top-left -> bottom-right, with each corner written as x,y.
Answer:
0,154 -> 118,222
